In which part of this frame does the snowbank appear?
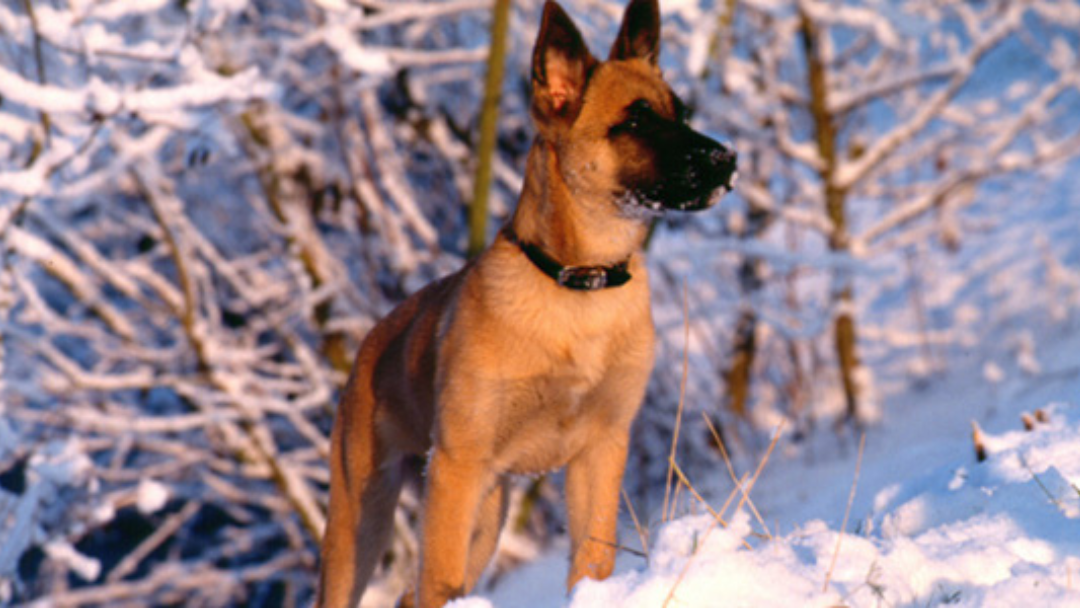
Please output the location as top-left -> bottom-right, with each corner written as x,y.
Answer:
478,402 -> 1080,607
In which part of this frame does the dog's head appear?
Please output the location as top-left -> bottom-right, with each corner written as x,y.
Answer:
530,0 -> 737,216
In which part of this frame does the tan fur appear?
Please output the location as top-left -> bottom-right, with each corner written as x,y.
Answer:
317,1 -> 735,606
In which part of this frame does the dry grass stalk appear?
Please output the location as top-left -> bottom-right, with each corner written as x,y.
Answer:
668,457 -> 753,551
622,488 -> 650,561
822,430 -> 866,594
663,282 -> 692,523
971,420 -> 988,462
731,420 -> 785,523
702,412 -> 774,539
669,457 -> 728,526
586,536 -> 648,559
661,422 -> 783,608
1021,455 -> 1068,512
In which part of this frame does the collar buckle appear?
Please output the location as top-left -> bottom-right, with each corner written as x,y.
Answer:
559,266 -> 609,290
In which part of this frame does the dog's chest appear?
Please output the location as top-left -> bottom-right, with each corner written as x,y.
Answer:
454,268 -> 654,475
493,336 -> 638,475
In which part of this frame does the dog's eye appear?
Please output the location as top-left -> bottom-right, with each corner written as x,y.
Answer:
672,96 -> 691,124
619,99 -> 652,131
629,99 -> 652,115
609,99 -> 657,136
676,104 -> 690,124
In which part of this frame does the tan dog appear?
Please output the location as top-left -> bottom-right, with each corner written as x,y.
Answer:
318,1 -> 736,606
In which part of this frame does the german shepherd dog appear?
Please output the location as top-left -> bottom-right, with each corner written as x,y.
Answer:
318,0 -> 736,605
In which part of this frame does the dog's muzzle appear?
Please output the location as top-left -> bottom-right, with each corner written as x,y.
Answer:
670,143 -> 738,211
619,129 -> 738,215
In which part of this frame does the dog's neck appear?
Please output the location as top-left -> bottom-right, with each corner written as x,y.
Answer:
509,140 -> 649,269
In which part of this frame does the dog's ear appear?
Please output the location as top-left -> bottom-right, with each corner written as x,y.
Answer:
609,0 -> 660,65
531,1 -> 597,135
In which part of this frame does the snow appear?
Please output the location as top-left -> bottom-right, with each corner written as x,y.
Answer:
0,52 -> 271,118
476,401 -> 1080,607
136,479 -> 171,515
0,63 -> 87,114
323,22 -> 395,76
44,540 -> 102,582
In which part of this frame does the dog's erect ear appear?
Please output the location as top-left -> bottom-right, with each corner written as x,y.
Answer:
531,1 -> 596,134
609,0 -> 660,65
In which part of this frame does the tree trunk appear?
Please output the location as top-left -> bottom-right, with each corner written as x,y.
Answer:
799,11 -> 862,423
468,0 -> 512,258
833,287 -> 860,421
725,308 -> 757,419
723,202 -> 770,419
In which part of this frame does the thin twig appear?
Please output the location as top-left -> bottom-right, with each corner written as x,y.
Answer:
731,420 -> 785,522
663,281 -> 691,522
823,431 -> 866,594
668,457 -> 753,551
135,166 -> 326,542
716,471 -> 750,526
1020,456 -> 1067,512
661,423 -> 781,608
669,457 -> 728,527
661,505 -> 720,608
21,0 -> 52,142
467,0 -> 511,257
622,488 -> 650,561
586,536 -> 648,559
107,500 -> 202,583
43,553 -> 308,607
701,412 -> 773,539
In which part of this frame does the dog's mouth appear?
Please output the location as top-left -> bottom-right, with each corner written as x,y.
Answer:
618,169 -> 738,218
673,169 -> 739,211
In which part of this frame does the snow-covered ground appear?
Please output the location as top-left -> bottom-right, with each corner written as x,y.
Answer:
464,340 -> 1080,608
454,170 -> 1080,608
466,337 -> 1080,607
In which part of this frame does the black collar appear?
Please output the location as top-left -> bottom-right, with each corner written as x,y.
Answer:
501,226 -> 632,291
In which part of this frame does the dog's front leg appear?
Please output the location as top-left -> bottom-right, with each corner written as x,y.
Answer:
564,434 -> 630,591
416,442 -> 493,607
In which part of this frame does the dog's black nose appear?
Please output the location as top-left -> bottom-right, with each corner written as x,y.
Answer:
686,141 -> 736,171
700,144 -> 737,191
711,146 -> 737,169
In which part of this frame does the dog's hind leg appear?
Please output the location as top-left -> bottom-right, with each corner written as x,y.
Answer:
318,379 -> 405,608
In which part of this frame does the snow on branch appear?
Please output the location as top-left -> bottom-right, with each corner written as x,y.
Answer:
0,61 -> 271,118
834,1 -> 1028,190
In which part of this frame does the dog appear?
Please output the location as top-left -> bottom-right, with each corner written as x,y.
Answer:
317,0 -> 736,605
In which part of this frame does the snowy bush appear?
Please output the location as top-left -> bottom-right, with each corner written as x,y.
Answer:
1,0 -> 501,602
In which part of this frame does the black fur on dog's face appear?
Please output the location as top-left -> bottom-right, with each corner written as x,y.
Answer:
607,90 -> 737,214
